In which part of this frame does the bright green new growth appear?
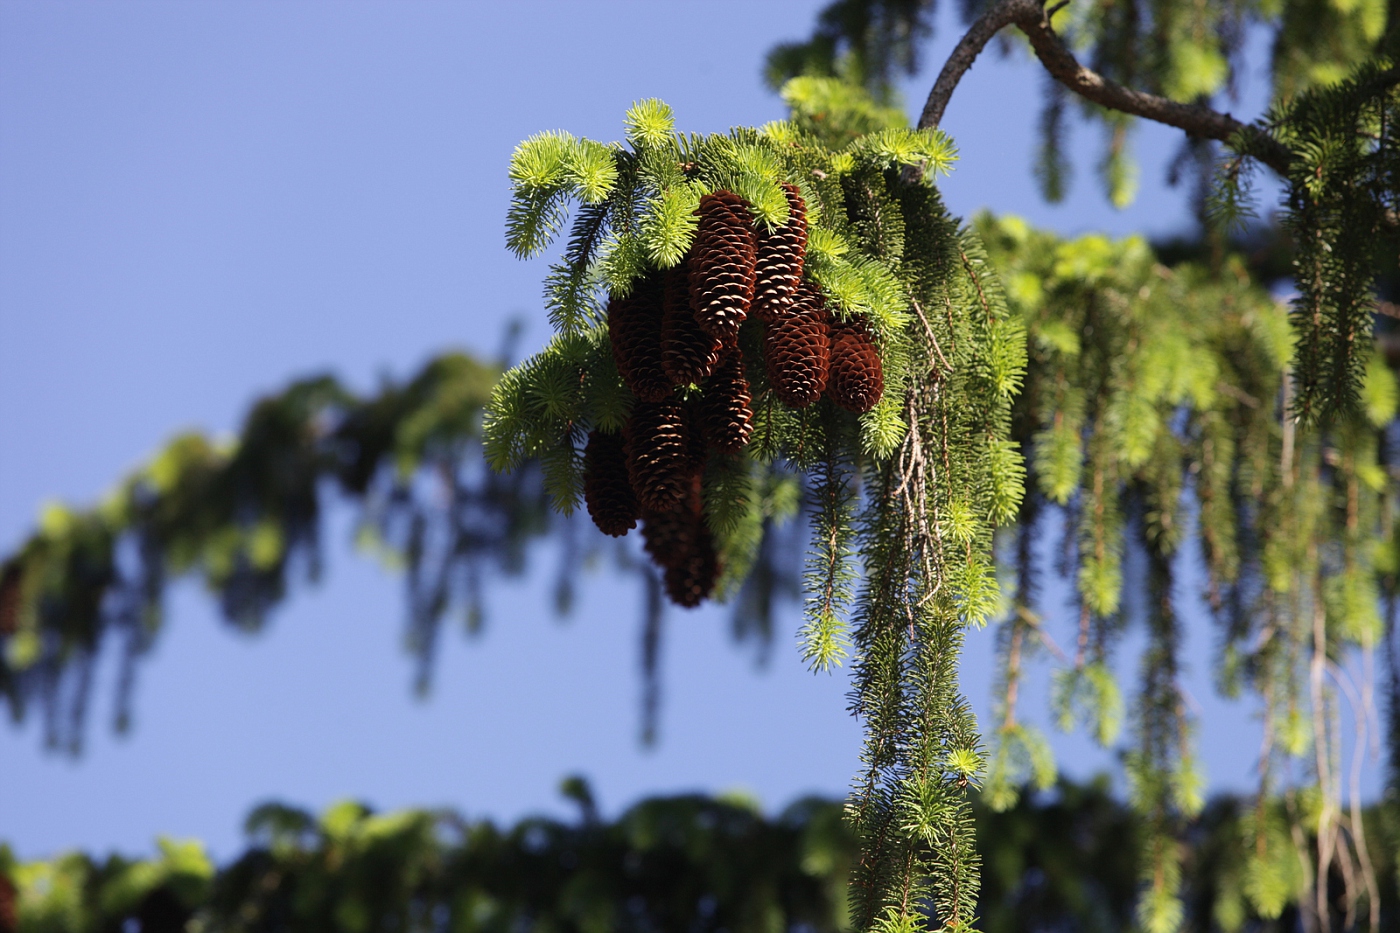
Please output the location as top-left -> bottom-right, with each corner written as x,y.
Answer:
978,209 -> 1399,933
487,87 -> 1024,931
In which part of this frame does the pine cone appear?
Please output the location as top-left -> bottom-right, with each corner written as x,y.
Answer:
0,563 -> 20,637
640,473 -> 703,571
689,191 -> 756,344
626,397 -> 694,511
608,275 -> 669,403
0,873 -> 15,933
663,530 -> 719,607
662,261 -> 722,385
640,474 -> 719,607
583,430 -> 639,537
752,182 -> 808,323
685,396 -> 710,472
827,315 -> 884,414
763,282 -> 830,409
700,350 -> 754,453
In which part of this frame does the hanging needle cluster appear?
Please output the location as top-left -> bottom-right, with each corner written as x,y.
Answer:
485,97 -> 1027,931
975,211 -> 1400,933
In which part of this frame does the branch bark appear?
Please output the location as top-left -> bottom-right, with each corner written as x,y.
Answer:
917,0 -> 1293,176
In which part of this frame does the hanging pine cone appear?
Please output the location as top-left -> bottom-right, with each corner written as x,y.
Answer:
827,315 -> 884,414
662,261 -> 722,385
640,472 -> 702,571
0,872 -> 15,933
663,529 -> 719,607
0,563 -> 20,637
752,182 -> 808,323
640,474 -> 718,608
689,191 -> 756,344
608,275 -> 669,403
685,395 -> 710,471
626,397 -> 694,511
699,350 -> 754,453
583,430 -> 639,537
763,282 -> 830,409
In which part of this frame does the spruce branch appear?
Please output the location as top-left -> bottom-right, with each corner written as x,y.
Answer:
916,0 -> 1293,176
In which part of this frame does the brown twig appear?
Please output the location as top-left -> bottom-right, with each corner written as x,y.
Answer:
917,0 -> 1292,176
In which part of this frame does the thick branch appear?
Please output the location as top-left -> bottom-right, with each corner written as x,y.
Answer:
917,0 -> 1292,176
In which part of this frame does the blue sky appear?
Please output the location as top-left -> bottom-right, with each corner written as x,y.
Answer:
1,1 -> 1303,861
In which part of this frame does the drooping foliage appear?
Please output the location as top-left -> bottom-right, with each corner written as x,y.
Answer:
971,211 -> 1400,933
761,7 -> 1400,922
1262,61 -> 1400,421
486,93 -> 1025,930
776,0 -> 1400,421
769,0 -> 1396,209
7,781 -> 1397,933
0,347 -> 808,752
5,0 -> 1400,931
0,355 -> 551,753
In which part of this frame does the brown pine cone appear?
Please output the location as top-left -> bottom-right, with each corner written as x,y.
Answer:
0,872 -> 15,933
662,261 -> 721,385
583,430 -> 639,537
752,182 -> 808,323
0,562 -> 20,636
827,315 -> 884,414
640,474 -> 719,607
684,396 -> 709,472
763,282 -> 830,409
608,275 -> 669,403
625,397 -> 694,511
689,191 -> 756,344
663,530 -> 719,607
640,472 -> 703,571
699,350 -> 754,453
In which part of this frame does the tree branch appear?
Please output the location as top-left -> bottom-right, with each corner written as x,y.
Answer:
917,0 -> 1292,176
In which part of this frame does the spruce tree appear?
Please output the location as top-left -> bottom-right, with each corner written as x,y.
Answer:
4,1 -> 1400,930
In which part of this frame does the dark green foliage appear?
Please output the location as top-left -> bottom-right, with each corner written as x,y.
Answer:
10,63 -> 1400,930
765,0 -> 931,104
9,782 -> 1397,933
490,96 -> 1008,931
0,337 -> 811,752
12,790 -> 856,933
1269,61 -> 1400,422
1033,75 -> 1071,205
0,354 -> 552,751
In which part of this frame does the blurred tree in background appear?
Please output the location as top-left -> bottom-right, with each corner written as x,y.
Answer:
5,0 -> 1400,930
7,778 -> 1393,933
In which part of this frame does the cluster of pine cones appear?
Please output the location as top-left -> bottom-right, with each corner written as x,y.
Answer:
585,184 -> 883,607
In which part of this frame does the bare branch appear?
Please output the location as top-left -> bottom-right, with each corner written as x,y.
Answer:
917,0 -> 1028,131
918,0 -> 1292,176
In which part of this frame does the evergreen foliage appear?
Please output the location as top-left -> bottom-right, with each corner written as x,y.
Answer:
0,354 -> 559,752
6,211 -> 1396,931
776,0 -> 1400,419
977,212 -> 1400,933
7,59 -> 1400,933
1264,61 -> 1399,422
6,781 -> 1396,933
0,341 -> 810,751
486,87 -> 1023,930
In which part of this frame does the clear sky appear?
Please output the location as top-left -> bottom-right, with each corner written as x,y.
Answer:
1,1 -> 1315,862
